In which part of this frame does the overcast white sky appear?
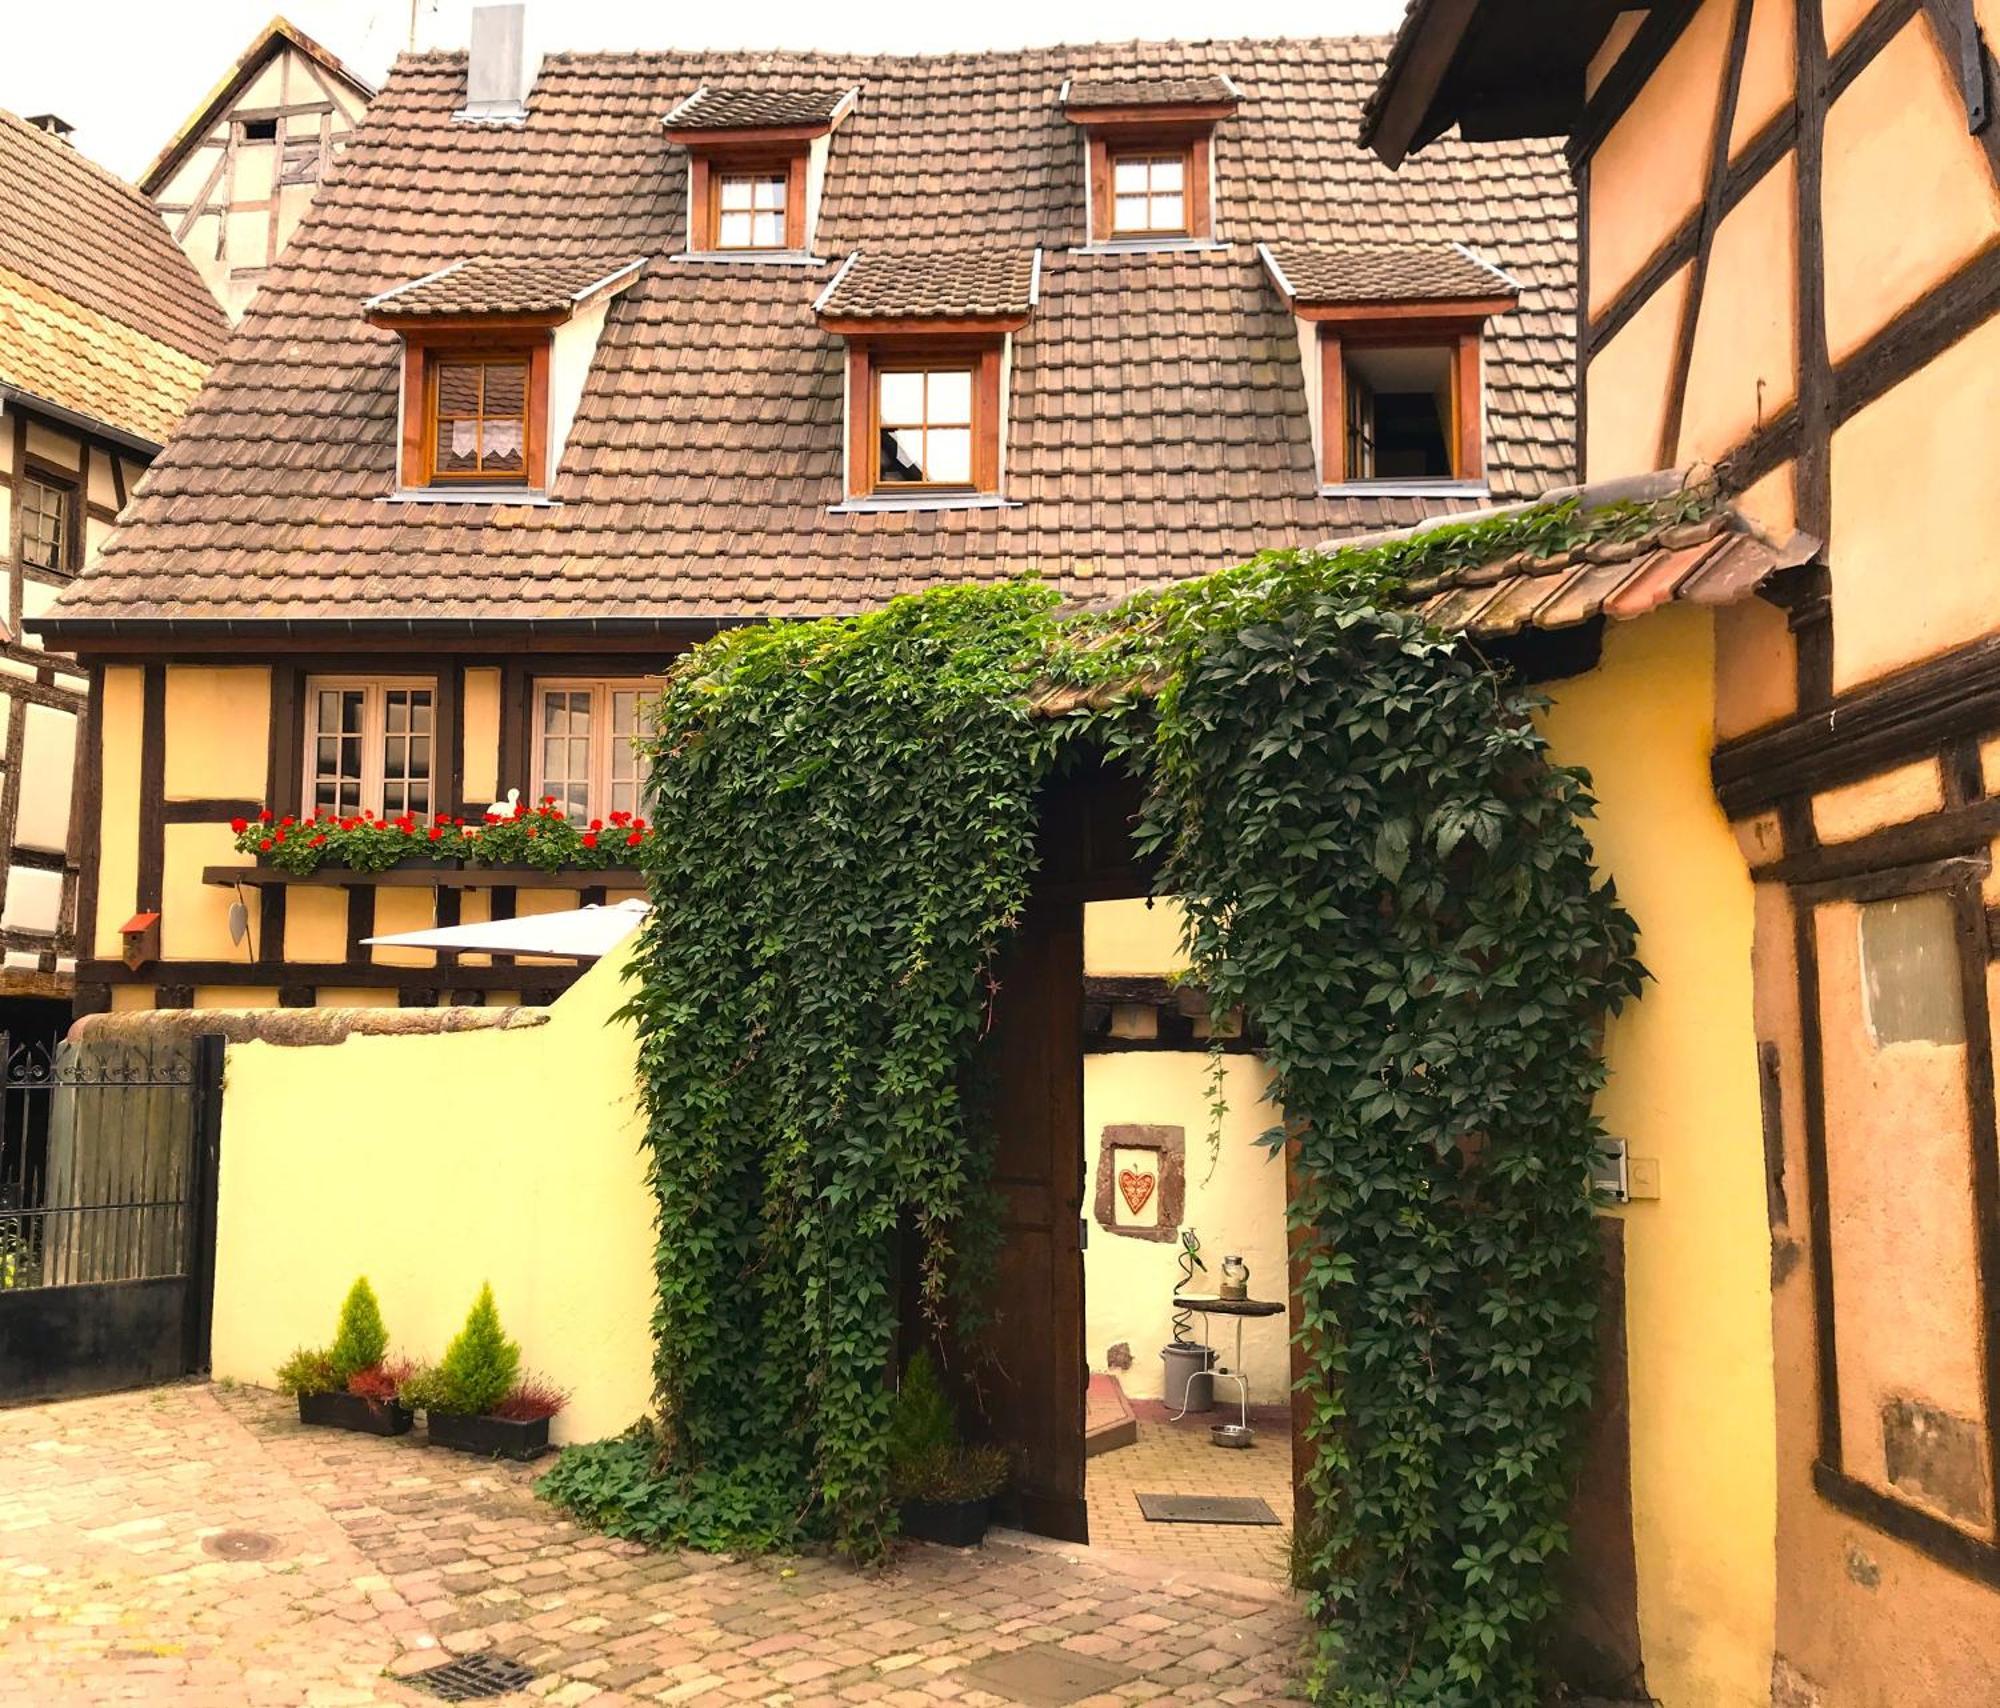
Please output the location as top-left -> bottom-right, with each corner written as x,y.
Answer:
4,0 -> 1408,182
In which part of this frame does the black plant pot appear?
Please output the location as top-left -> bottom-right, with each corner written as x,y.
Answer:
899,1496 -> 991,1548
298,1390 -> 414,1437
424,1410 -> 552,1461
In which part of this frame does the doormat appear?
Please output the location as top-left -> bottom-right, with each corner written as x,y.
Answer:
958,1644 -> 1136,1706
1135,1492 -> 1280,1525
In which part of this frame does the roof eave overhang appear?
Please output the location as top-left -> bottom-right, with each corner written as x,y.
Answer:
364,308 -> 571,334
1290,294 -> 1519,324
29,613 -> 765,652
663,120 -> 835,147
1064,101 -> 1238,129
0,383 -> 163,456
817,313 -> 1031,337
1360,0 -> 1481,167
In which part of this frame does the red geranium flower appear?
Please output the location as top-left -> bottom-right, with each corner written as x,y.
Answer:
626,830 -> 643,847
582,831 -> 598,849
589,818 -> 603,832
428,826 -> 443,841
258,809 -> 272,823
258,837 -> 273,852
311,833 -> 327,846
274,829 -> 287,843
230,817 -> 248,833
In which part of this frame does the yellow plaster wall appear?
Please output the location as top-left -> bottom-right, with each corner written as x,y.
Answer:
94,667 -> 145,958
164,668 -> 270,799
195,986 -> 278,1009
1537,608 -> 1776,1708
370,887 -> 438,969
1728,0 -> 1794,156
462,669 -> 501,804
1589,0 -> 1733,315
1585,263 -> 1691,476
284,887 -> 350,963
161,824 -> 248,961
210,949 -> 657,1444
1084,897 -> 1188,977
1676,155 -> 1796,464
1081,1049 -> 1288,1404
1821,19 -> 2000,363
1811,759 -> 1945,844
1828,309 -> 2000,690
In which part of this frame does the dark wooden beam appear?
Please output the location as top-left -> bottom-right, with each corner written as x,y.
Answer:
1568,0 -> 1705,168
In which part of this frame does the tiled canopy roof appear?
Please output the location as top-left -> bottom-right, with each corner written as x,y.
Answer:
0,107 -> 228,447
816,250 -> 1039,321
46,39 -> 1579,637
1263,239 -> 1516,307
366,254 -> 648,318
1065,75 -> 1239,109
663,87 -> 854,131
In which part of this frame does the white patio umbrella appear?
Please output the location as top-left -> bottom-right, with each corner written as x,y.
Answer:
363,897 -> 648,960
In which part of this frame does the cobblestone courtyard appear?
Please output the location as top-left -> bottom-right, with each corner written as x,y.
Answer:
0,1384 -> 1306,1706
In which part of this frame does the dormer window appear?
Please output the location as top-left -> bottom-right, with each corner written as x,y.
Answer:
1259,241 -> 1518,494
1110,150 -> 1189,237
663,87 -> 858,260
363,253 -> 646,497
814,249 -> 1040,506
1064,75 -> 1238,247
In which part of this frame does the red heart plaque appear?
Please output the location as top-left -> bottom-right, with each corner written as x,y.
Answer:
1119,1168 -> 1157,1216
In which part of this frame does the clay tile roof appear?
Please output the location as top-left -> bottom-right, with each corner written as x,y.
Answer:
663,86 -> 855,131
0,107 -> 228,447
1263,239 -> 1516,306
366,254 -> 648,318
815,249 -> 1039,322
1065,75 -> 1239,109
42,39 -> 1583,637
1385,469 -> 1820,640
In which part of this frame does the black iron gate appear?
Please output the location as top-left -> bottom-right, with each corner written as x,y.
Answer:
0,1031 -> 224,1403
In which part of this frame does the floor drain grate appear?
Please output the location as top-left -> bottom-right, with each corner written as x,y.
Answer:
407,1653 -> 536,1701
1135,1492 -> 1280,1524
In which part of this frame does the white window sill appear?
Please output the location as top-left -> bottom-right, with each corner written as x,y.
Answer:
381,488 -> 560,507
1318,480 -> 1489,500
827,493 -> 1018,515
1069,238 -> 1233,256
670,250 -> 830,268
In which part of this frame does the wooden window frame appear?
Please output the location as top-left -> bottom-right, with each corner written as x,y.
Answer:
1789,853 -> 2000,1589
1104,143 -> 1198,239
1317,318 -> 1485,486
12,460 -> 80,577
1085,127 -> 1212,243
394,325 -> 554,491
301,675 -> 439,821
688,150 -> 808,253
843,338 -> 1005,499
529,677 -> 660,825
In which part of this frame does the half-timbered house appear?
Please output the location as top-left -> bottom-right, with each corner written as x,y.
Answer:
1370,3 -> 2000,1703
140,16 -> 375,323
37,29 -> 1586,1015
0,108 -> 227,1044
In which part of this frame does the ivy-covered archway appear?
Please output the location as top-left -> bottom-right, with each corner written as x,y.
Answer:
541,501 -> 1654,1706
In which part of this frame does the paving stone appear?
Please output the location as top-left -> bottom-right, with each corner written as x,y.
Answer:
0,1384 -> 1308,1705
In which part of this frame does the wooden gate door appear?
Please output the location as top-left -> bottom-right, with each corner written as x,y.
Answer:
0,1032 -> 223,1402
976,894 -> 1089,1540
968,763 -> 1152,1542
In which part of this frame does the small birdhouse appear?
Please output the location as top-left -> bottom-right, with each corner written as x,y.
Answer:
120,911 -> 160,972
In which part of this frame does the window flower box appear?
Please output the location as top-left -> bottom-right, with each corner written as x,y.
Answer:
229,798 -> 659,877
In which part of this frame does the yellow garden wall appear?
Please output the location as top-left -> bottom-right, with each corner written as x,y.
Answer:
209,947 -> 656,1444
1538,607 -> 1776,1708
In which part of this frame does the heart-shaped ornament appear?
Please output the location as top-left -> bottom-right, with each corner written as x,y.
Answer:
1118,1168 -> 1157,1216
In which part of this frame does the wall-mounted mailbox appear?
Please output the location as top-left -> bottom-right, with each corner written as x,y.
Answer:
120,910 -> 160,972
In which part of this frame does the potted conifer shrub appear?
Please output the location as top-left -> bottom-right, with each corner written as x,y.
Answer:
888,1349 -> 1010,1548
276,1277 -> 414,1437
403,1283 -> 564,1461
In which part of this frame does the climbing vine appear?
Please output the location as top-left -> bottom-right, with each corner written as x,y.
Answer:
539,493 -> 1657,1702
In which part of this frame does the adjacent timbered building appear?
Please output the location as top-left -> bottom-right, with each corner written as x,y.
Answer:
1372,4 -> 2000,1704
140,17 -> 374,323
36,34 -> 1583,1015
0,108 -> 227,1040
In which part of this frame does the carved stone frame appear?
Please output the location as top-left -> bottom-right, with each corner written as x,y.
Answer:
1092,1121 -> 1186,1243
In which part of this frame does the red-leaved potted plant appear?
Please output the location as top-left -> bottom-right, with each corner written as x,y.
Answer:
277,1277 -> 414,1437
400,1283 -> 565,1461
